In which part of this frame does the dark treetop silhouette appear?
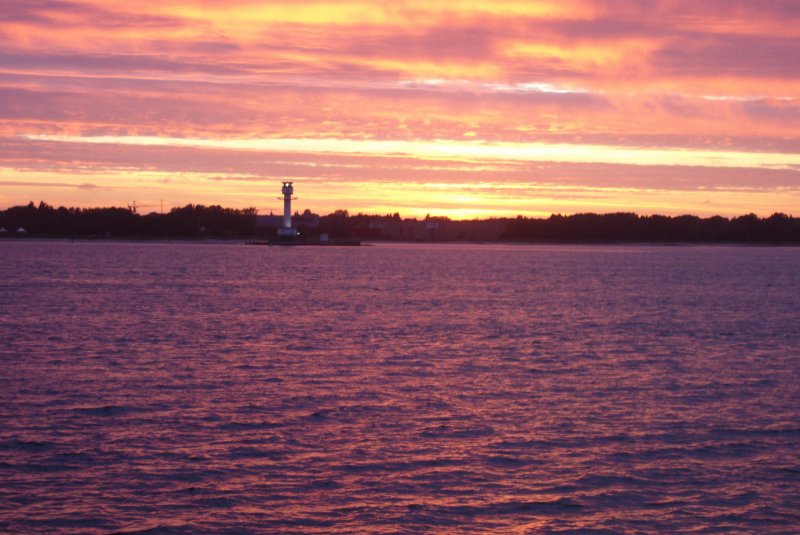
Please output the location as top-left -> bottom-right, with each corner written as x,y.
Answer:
1,201 -> 798,243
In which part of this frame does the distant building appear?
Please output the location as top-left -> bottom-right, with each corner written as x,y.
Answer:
296,210 -> 321,228
368,216 -> 505,241
255,214 -> 283,229
16,227 -> 26,236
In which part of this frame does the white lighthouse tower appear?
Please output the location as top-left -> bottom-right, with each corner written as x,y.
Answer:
277,181 -> 299,238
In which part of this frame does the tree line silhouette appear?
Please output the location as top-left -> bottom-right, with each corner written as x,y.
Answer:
1,201 -> 798,243
500,212 -> 800,243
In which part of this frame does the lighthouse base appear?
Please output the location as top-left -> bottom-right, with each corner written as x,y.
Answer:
277,228 -> 299,237
246,236 -> 362,246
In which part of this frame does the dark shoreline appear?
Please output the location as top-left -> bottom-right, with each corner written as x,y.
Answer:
3,235 -> 799,247
2,203 -> 798,244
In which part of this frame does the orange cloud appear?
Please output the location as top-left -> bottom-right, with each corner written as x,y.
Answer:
1,1 -> 798,216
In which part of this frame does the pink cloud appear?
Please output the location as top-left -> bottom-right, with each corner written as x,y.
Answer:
1,1 -> 798,214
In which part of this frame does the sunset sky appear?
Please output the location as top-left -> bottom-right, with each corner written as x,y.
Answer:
1,1 -> 799,218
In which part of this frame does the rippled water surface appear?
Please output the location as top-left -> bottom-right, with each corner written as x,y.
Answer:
1,240 -> 799,533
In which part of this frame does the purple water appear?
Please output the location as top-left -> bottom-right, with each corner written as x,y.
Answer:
1,241 -> 799,533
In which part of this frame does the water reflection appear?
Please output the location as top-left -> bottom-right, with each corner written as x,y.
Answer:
1,241 -> 799,533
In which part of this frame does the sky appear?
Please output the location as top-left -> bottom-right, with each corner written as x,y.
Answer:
1,0 -> 799,218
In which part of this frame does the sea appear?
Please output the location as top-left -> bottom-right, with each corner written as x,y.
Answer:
1,240 -> 798,534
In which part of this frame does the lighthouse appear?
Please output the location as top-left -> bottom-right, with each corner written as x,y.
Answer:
277,181 -> 299,238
